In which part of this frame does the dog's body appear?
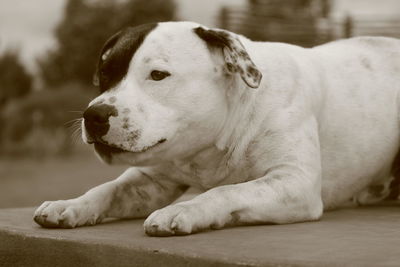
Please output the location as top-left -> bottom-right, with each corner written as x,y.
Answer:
34,22 -> 400,236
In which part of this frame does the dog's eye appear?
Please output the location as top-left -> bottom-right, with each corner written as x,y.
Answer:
150,70 -> 170,81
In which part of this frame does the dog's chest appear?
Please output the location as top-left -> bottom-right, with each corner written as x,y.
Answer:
166,147 -> 252,190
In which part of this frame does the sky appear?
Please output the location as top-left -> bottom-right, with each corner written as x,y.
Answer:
0,0 -> 66,72
0,0 -> 243,73
1,0 -> 400,73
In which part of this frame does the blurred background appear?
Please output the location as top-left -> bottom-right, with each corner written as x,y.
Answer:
1,0 -> 400,209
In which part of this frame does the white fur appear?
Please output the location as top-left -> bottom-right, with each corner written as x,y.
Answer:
35,22 -> 400,235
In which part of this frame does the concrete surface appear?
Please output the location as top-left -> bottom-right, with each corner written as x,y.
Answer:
0,205 -> 400,267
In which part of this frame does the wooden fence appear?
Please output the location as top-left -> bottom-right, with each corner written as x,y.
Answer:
218,6 -> 400,47
342,17 -> 400,39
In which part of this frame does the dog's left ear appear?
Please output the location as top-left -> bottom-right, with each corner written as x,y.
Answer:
194,27 -> 262,89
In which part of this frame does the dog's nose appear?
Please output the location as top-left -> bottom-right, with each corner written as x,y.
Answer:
83,104 -> 118,139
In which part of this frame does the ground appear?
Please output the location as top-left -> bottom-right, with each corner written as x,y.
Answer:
1,147 -> 400,266
1,206 -> 400,266
0,146 -> 198,209
0,147 -> 126,209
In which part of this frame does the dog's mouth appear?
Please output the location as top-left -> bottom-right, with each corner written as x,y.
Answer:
93,138 -> 167,156
94,142 -> 127,155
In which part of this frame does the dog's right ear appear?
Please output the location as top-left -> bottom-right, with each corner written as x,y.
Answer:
194,27 -> 262,89
93,31 -> 122,87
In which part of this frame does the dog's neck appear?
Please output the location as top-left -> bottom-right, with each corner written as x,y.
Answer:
162,144 -> 252,190
215,76 -> 266,167
157,82 -> 266,189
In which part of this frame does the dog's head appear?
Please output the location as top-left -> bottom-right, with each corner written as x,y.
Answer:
82,22 -> 262,165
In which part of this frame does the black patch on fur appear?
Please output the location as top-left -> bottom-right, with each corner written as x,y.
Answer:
369,184 -> 385,197
388,150 -> 400,199
226,63 -> 236,73
238,50 -> 250,60
247,65 -> 258,76
94,23 -> 158,92
193,26 -> 262,88
194,27 -> 231,48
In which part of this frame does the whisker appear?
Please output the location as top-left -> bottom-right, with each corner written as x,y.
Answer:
64,117 -> 82,126
68,110 -> 84,114
67,118 -> 83,144
70,119 -> 83,131
71,130 -> 82,144
71,127 -> 82,144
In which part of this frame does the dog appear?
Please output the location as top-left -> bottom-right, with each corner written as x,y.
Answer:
34,21 -> 400,236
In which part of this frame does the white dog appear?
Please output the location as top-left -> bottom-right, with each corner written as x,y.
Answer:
34,21 -> 400,236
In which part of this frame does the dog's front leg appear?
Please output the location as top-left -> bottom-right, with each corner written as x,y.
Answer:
144,117 -> 324,236
34,168 -> 187,228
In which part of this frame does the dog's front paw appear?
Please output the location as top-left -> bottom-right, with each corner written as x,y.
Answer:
33,200 -> 101,228
144,203 -> 198,236
144,201 -> 227,236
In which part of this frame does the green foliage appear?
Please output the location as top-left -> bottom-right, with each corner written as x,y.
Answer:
38,0 -> 176,88
0,49 -> 32,107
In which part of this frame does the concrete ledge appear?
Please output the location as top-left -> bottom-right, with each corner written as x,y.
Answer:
1,205 -> 400,267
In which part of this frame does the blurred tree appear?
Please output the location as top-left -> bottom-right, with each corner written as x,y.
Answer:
2,82 -> 93,143
218,7 -> 230,30
38,0 -> 176,89
0,49 -> 32,107
218,0 -> 332,47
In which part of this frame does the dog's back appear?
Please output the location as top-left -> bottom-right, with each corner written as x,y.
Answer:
308,37 -> 400,207
237,36 -> 400,208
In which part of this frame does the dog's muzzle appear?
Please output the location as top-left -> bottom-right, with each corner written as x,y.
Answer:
83,103 -> 118,141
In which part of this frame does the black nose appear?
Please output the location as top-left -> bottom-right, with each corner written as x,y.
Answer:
83,104 -> 118,139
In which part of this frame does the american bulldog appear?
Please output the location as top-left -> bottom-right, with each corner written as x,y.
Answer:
34,21 -> 400,236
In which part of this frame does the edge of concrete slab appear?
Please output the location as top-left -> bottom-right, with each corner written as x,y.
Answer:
0,208 -> 271,267
0,229 -> 247,267
1,206 -> 400,267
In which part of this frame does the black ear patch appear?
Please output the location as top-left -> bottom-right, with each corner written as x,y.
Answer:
94,23 -> 158,92
93,30 -> 122,87
194,27 -> 262,89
